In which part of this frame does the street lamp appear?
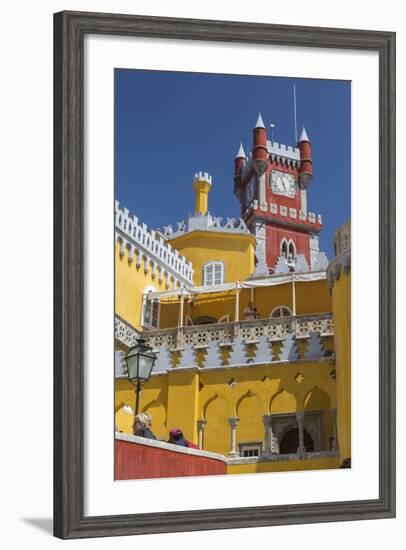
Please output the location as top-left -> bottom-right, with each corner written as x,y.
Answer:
124,338 -> 157,415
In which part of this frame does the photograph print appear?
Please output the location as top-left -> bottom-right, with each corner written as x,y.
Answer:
113,69 -> 351,480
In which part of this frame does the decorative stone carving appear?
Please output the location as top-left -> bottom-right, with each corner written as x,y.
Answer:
228,337 -> 248,365
115,351 -> 127,378
197,419 -> 207,449
153,346 -> 172,372
303,412 -> 324,451
327,220 -> 351,291
204,342 -> 223,368
115,201 -> 194,284
312,252 -> 329,271
163,210 -> 250,240
178,344 -> 198,369
228,417 -> 240,457
278,334 -> 300,362
294,254 -> 309,273
253,335 -> 274,364
303,332 -> 324,360
140,314 -> 334,354
115,316 -> 139,349
274,255 -> 290,274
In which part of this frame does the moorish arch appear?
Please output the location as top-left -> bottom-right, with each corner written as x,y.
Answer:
236,391 -> 264,446
142,400 -> 167,440
269,388 -> 297,415
203,394 -> 230,456
303,386 -> 331,411
303,386 -> 333,451
114,402 -> 134,435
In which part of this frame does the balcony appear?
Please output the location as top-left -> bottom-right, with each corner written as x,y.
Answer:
142,313 -> 334,351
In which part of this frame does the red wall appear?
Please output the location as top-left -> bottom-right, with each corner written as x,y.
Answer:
266,224 -> 311,269
115,439 -> 227,480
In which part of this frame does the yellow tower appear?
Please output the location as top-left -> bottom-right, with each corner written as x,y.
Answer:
193,171 -> 212,215
327,220 -> 351,467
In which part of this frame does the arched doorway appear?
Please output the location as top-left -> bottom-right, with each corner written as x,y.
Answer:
279,428 -> 314,454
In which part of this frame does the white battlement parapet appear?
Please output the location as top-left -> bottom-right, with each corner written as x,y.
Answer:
193,171 -> 212,186
115,201 -> 194,285
267,141 -> 301,160
163,211 -> 250,239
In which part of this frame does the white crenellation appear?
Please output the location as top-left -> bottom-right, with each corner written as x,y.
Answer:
294,254 -> 309,273
312,252 -> 329,271
289,208 -> 297,219
253,222 -> 269,276
280,206 -> 288,217
274,255 -> 290,274
193,171 -> 212,185
309,234 -> 320,269
115,201 -> 194,285
162,211 -> 250,239
267,141 -> 300,165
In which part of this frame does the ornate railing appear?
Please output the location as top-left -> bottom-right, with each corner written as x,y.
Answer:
142,313 -> 334,351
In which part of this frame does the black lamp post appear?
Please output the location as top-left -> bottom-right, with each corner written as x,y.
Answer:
124,338 -> 157,415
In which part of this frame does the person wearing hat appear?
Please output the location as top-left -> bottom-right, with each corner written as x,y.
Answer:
167,428 -> 198,449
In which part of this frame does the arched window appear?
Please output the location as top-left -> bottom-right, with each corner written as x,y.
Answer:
280,239 -> 288,259
141,286 -> 160,329
288,241 -> 296,262
203,262 -> 224,286
270,305 -> 292,318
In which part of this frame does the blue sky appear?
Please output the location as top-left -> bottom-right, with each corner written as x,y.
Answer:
115,69 -> 350,258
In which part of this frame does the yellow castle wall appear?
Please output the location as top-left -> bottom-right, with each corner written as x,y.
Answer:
168,231 -> 256,286
331,270 -> 351,464
115,360 -> 337,462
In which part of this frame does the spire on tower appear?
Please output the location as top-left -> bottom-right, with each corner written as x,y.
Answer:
255,112 -> 266,129
299,126 -> 310,143
235,143 -> 246,159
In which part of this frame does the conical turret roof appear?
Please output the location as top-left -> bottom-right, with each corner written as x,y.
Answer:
255,113 -> 266,129
299,126 -> 310,142
235,143 -> 246,159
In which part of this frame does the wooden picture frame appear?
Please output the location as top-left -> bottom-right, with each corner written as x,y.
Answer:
54,10 -> 396,539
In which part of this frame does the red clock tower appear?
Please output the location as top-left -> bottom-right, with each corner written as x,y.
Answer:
234,114 -> 326,275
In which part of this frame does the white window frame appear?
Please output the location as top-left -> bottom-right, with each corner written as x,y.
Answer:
238,441 -> 263,458
141,285 -> 160,329
270,305 -> 293,318
202,261 -> 225,286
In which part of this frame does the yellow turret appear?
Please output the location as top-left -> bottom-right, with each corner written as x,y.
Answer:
193,171 -> 212,215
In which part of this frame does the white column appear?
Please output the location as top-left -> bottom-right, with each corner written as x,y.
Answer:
291,273 -> 297,335
262,414 -> 272,456
235,282 -> 240,322
292,273 -> 296,316
179,294 -> 184,328
197,419 -> 207,450
330,408 -> 339,452
234,283 -> 240,336
296,411 -> 306,455
228,417 -> 240,458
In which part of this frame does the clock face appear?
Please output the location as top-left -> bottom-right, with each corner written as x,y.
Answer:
270,170 -> 297,198
245,179 -> 256,206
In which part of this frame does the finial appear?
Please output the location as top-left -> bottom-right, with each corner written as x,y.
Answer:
235,143 -> 246,159
299,126 -> 310,142
255,113 -> 266,129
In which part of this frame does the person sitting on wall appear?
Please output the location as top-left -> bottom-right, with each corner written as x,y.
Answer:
132,412 -> 157,440
167,428 -> 198,448
244,302 -> 258,320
